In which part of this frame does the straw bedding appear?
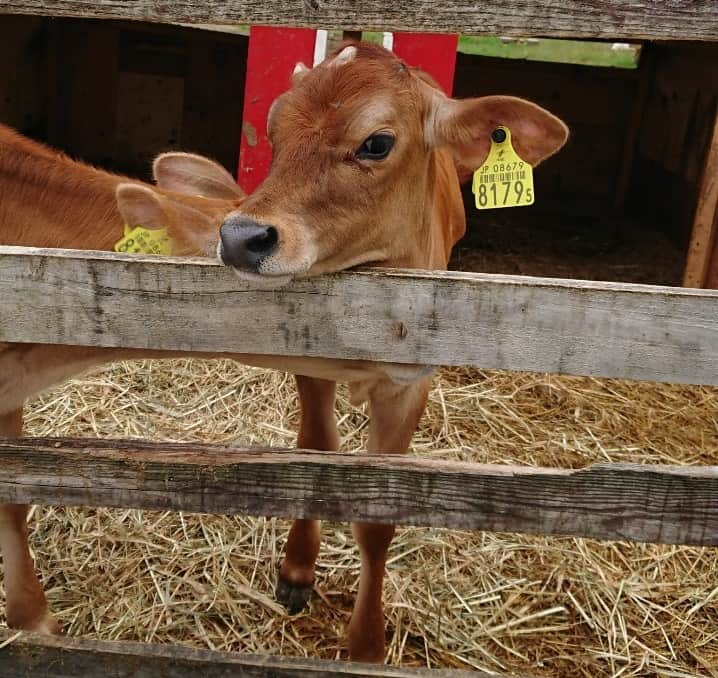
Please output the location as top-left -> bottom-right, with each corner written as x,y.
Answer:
4,358 -> 716,677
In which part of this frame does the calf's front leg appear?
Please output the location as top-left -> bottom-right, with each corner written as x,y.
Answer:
0,408 -> 60,634
347,376 -> 431,663
276,376 -> 338,614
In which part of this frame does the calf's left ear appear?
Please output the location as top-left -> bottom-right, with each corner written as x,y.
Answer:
427,92 -> 569,172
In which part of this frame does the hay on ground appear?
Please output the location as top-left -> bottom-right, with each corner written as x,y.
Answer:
2,358 -> 716,677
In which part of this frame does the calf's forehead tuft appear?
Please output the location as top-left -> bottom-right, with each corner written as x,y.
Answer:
283,45 -> 417,122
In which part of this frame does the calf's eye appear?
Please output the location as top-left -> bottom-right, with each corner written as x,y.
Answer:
355,132 -> 395,160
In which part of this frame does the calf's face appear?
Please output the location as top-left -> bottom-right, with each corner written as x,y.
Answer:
216,41 -> 569,284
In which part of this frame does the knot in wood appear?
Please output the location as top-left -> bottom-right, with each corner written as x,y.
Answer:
394,321 -> 408,340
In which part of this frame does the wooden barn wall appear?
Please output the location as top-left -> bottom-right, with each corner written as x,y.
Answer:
0,16 -> 248,181
0,15 -> 47,137
628,43 -> 718,248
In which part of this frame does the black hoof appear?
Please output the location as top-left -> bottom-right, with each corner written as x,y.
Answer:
276,575 -> 313,614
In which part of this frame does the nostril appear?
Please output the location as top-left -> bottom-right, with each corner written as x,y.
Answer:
218,218 -> 279,271
246,226 -> 278,254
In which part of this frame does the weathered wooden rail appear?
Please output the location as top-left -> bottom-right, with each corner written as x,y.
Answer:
0,438 -> 716,546
0,629 -> 485,678
2,246 -> 718,385
2,0 -> 717,41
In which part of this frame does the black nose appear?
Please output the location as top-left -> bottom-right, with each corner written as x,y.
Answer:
219,216 -> 279,270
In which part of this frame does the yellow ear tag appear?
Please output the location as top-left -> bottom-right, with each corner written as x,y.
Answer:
114,225 -> 172,255
472,126 -> 534,210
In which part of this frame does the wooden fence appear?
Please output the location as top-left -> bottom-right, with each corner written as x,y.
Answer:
1,247 -> 717,675
1,1 -> 718,675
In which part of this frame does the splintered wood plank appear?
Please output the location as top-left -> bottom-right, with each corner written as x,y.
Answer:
2,1 -> 717,41
1,246 -> 717,385
0,629 -> 485,677
683,112 -> 718,288
0,438 -> 716,546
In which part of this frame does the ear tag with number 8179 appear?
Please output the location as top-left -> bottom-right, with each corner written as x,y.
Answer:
472,126 -> 534,210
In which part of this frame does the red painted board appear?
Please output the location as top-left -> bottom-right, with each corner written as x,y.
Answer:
392,33 -> 458,95
238,26 -> 316,194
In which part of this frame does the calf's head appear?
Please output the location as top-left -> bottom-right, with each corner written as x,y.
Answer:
217,41 -> 568,285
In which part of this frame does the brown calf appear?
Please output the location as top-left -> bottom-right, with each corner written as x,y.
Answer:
0,123 -> 246,634
216,41 -> 568,662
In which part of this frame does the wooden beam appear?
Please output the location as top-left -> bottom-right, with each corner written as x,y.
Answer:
0,629 -> 485,677
1,438 -> 716,546
1,247 -> 718,385
683,111 -> 718,288
2,1 -> 717,42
